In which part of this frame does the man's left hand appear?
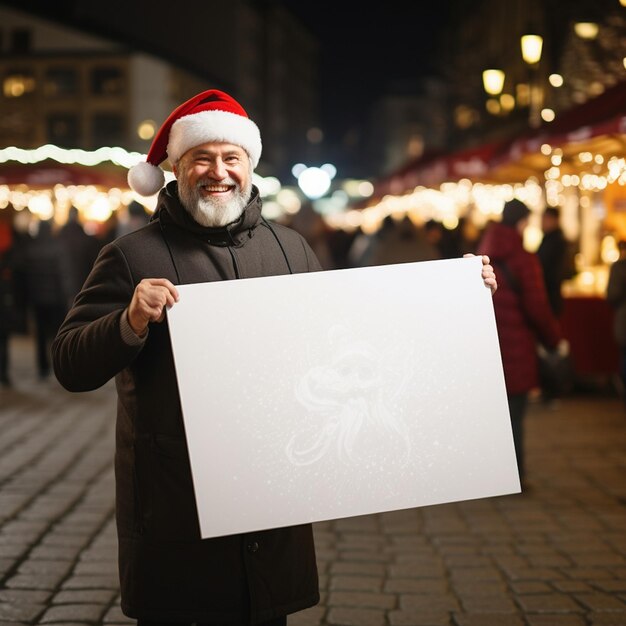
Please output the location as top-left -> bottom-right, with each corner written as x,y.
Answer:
464,254 -> 497,295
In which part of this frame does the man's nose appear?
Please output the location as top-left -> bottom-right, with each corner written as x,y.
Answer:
209,159 -> 228,180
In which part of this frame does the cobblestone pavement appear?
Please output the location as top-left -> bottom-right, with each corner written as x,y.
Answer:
1,336 -> 625,626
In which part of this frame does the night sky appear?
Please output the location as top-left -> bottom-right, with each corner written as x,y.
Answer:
280,2 -> 460,166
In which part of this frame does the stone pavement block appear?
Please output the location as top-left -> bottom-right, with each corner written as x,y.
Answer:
0,543 -> 28,559
329,575 -> 382,592
526,616 -> 586,625
388,609 -> 449,625
509,581 -> 552,594
338,551 -> 389,563
28,546 -> 77,561
566,568 -> 614,580
574,592 -> 626,611
592,580 -> 626,593
5,573 -> 66,590
389,563 -> 444,578
328,591 -> 396,610
18,560 -> 72,577
330,562 -> 386,576
448,567 -> 503,582
73,560 -> 117,576
0,590 -> 51,604
400,594 -> 459,612
460,596 -> 518,613
393,546 -> 436,565
327,607 -> 385,626
454,582 -> 508,597
551,581 -> 594,593
572,553 -> 626,567
588,613 -> 626,625
516,593 -> 583,613
443,555 -> 492,567
61,575 -> 118,590
102,599 -> 134,624
0,602 -> 46,621
39,603 -> 105,623
0,559 -> 14,577
384,579 -> 447,594
527,554 -> 572,568
452,614 -> 524,626
288,606 -> 326,626
500,567 -> 564,581
52,588 -> 117,604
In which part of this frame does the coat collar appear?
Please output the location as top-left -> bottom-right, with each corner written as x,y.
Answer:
153,181 -> 262,247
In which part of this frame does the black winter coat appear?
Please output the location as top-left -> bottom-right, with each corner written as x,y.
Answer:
52,184 -> 321,623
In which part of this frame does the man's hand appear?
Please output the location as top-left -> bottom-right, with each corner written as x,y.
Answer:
128,278 -> 180,336
464,254 -> 498,295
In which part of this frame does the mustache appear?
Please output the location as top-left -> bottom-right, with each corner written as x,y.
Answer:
195,177 -> 239,188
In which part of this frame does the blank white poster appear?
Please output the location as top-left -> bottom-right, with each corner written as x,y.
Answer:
167,256 -> 519,539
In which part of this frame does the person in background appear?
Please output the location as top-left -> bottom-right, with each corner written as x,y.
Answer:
116,200 -> 150,238
58,206 -> 100,301
478,199 -> 561,484
24,220 -> 73,379
606,240 -> 626,398
537,207 -> 568,317
0,217 -> 17,387
52,89 -> 497,626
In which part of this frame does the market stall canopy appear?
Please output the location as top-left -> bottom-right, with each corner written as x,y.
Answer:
0,160 -> 130,188
374,80 -> 626,198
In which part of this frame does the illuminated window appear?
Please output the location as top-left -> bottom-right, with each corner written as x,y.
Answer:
3,73 -> 36,98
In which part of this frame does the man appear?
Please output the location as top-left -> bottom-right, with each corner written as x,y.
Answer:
52,89 -> 497,624
478,200 -> 560,483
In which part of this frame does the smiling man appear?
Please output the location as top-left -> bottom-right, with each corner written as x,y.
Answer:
52,90 -> 323,626
52,89 -> 497,626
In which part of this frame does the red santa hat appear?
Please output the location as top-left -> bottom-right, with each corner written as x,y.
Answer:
128,89 -> 262,196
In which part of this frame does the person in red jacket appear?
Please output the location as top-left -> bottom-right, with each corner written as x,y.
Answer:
478,199 -> 561,482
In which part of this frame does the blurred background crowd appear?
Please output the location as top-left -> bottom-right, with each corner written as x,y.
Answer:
0,0 -> 625,411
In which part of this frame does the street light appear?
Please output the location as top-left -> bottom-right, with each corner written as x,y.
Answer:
482,69 -> 505,95
521,32 -> 543,128
520,34 -> 543,65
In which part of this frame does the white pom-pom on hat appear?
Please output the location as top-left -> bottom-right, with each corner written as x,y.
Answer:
127,89 -> 262,196
127,161 -> 166,197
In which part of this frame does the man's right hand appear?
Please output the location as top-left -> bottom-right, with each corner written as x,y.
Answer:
127,278 -> 179,336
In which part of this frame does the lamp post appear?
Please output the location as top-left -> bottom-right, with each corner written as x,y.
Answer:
521,32 -> 543,128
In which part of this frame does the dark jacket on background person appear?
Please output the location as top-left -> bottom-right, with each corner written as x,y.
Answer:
607,256 -> 626,346
537,227 -> 567,316
479,221 -> 561,394
57,218 -> 100,300
52,183 -> 321,623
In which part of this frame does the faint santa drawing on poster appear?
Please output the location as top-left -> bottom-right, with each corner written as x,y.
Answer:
286,325 -> 413,467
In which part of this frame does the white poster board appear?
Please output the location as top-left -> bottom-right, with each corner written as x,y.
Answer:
167,257 -> 519,539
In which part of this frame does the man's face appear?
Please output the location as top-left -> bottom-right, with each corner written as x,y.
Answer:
174,142 -> 253,228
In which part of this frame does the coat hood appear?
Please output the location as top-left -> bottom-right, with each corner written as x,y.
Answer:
152,180 -> 262,247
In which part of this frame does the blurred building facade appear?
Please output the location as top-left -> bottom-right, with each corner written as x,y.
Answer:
0,0 -> 319,179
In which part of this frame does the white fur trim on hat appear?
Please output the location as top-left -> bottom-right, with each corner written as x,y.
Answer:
167,109 -> 262,167
127,161 -> 166,197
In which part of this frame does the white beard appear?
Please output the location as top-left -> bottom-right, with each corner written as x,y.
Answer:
177,168 -> 252,228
